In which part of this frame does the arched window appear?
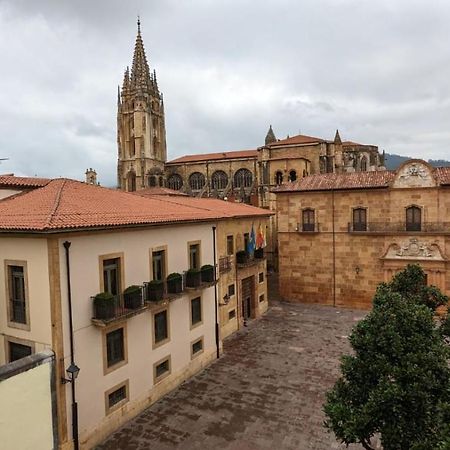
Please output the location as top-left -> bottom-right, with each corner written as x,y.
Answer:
275,171 -> 283,185
189,172 -> 206,191
302,209 -> 315,232
352,207 -> 367,231
211,171 -> 228,190
289,170 -> 297,182
360,156 -> 368,172
127,172 -> 136,192
234,168 -> 253,188
148,176 -> 157,187
167,174 -> 183,190
406,206 -> 421,231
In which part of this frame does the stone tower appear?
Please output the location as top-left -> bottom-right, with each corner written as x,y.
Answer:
117,19 -> 167,191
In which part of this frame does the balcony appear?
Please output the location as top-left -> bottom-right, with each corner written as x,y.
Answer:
236,250 -> 265,269
347,222 -> 450,233
219,256 -> 233,274
296,223 -> 320,233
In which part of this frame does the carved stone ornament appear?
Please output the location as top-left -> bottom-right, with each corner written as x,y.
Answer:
393,161 -> 436,188
382,238 -> 446,261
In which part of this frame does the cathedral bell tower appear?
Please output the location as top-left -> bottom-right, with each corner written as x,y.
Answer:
117,19 -> 167,191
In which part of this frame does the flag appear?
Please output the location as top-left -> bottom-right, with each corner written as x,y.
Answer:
256,223 -> 266,249
247,223 -> 256,254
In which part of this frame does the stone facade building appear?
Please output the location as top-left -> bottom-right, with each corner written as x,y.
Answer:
274,159 -> 450,309
116,21 -> 386,266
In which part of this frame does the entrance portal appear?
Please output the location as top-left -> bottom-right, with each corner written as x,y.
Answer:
241,276 -> 255,321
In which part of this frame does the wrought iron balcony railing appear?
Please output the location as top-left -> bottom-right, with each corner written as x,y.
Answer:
296,223 -> 320,233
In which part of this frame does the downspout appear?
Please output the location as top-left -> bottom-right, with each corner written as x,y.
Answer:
331,190 -> 336,307
63,241 -> 79,450
212,227 -> 220,358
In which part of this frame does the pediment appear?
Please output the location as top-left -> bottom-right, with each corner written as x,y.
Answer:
382,238 -> 446,261
392,160 -> 436,189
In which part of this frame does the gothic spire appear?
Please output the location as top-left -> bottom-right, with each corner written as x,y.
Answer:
265,125 -> 277,145
334,129 -> 342,145
130,18 -> 151,90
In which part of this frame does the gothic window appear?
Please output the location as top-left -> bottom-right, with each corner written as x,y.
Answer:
406,206 -> 421,231
129,138 -> 135,157
302,209 -> 315,232
275,171 -> 283,185
127,172 -> 136,192
360,156 -> 368,171
234,169 -> 253,188
352,207 -> 367,231
149,176 -> 157,187
211,171 -> 228,190
289,170 -> 297,182
189,172 -> 206,191
167,174 -> 183,190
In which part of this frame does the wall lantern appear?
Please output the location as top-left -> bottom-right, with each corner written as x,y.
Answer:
355,266 -> 361,275
62,363 -> 80,384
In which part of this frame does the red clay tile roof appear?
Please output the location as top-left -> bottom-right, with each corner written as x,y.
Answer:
0,175 -> 51,189
166,149 -> 258,165
274,171 -> 395,192
0,178 -> 270,232
267,134 -> 327,147
274,165 -> 450,193
132,187 -> 188,197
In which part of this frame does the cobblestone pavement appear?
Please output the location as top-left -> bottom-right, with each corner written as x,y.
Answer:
97,283 -> 368,450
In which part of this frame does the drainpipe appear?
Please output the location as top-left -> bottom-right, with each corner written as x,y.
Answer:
63,241 -> 79,450
331,189 -> 336,307
212,227 -> 220,358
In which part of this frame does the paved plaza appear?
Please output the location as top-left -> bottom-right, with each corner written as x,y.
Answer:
97,290 -> 369,450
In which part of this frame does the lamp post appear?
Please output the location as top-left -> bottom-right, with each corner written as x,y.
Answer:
61,364 -> 80,384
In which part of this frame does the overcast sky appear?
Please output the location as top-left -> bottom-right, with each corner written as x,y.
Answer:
1,0 -> 450,186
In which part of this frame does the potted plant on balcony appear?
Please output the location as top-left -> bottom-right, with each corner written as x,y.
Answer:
201,264 -> 215,283
254,248 -> 264,259
146,279 -> 164,302
167,273 -> 183,294
123,285 -> 142,309
93,292 -> 115,320
186,268 -> 202,288
236,250 -> 248,264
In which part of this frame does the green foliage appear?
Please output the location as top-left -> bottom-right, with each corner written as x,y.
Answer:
201,264 -> 214,271
123,284 -> 141,294
324,265 -> 450,450
94,292 -> 114,303
187,268 -> 200,274
148,279 -> 163,287
166,272 -> 182,280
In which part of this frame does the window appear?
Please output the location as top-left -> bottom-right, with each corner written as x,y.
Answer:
289,170 -> 297,182
360,156 -> 368,171
244,233 -> 249,252
259,272 -> 264,283
234,168 -> 253,188
105,381 -> 129,414
259,294 -> 265,303
103,258 -> 121,296
191,338 -> 203,358
149,175 -> 157,187
7,264 -> 27,325
8,341 -> 32,363
227,235 -> 234,255
352,208 -> 367,231
228,309 -> 236,320
302,209 -> 315,232
275,171 -> 283,185
228,284 -> 235,297
189,172 -> 206,191
191,297 -> 202,327
406,206 -> 421,231
211,170 -> 228,190
189,243 -> 200,269
167,173 -> 183,190
152,250 -> 166,281
127,171 -> 136,192
154,310 -> 168,344
154,357 -> 171,382
106,328 -> 125,368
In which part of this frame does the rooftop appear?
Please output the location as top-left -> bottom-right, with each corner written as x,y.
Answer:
0,175 -> 51,189
166,149 -> 258,165
0,178 -> 271,233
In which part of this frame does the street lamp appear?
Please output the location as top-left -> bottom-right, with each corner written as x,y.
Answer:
62,363 -> 80,384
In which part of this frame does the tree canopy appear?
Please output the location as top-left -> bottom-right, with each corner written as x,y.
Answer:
323,264 -> 450,450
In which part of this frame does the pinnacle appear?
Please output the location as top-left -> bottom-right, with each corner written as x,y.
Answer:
334,129 -> 342,145
130,19 -> 151,90
265,124 -> 277,145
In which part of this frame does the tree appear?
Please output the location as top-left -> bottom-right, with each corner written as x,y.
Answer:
323,265 -> 450,450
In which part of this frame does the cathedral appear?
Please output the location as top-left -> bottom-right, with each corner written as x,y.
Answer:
116,20 -> 386,266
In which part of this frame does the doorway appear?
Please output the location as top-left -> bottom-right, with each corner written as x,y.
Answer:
241,275 -> 255,321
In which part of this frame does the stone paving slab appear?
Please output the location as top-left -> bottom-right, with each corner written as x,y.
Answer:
97,299 -> 372,450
